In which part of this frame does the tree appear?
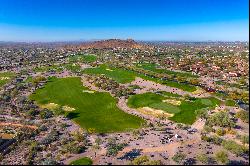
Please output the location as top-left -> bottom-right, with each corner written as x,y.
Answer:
235,110 -> 249,123
41,130 -> 59,145
215,151 -> 229,164
32,76 -> 46,87
39,109 -> 53,119
172,152 -> 186,164
189,78 -> 200,85
106,138 -> 126,156
63,142 -> 85,154
72,130 -> 85,142
203,125 -> 214,133
240,135 -> 249,145
26,108 -> 38,118
87,128 -> 96,134
197,154 -> 210,164
216,128 -> 226,136
95,137 -> 102,145
195,108 -> 209,120
221,140 -> 248,156
131,156 -> 162,165
132,130 -> 141,138
131,155 -> 149,165
41,158 -> 58,165
206,111 -> 235,129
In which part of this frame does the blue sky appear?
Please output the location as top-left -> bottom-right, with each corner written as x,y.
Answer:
0,0 -> 249,41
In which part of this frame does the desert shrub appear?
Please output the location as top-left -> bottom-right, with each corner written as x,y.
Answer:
216,128 -> 226,136
222,140 -> 248,156
235,110 -> 249,123
215,151 -> 229,164
131,156 -> 162,165
206,111 -> 236,128
172,152 -> 186,164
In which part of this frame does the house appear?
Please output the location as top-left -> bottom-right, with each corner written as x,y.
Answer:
228,72 -> 238,77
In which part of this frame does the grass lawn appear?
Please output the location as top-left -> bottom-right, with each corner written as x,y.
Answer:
127,92 -> 181,114
128,92 -> 222,124
136,63 -> 198,78
69,54 -> 97,63
33,65 -> 64,72
64,63 -> 81,73
83,64 -> 136,83
157,91 -> 182,97
83,64 -> 197,92
0,72 -> 16,88
169,97 -> 221,124
24,76 -> 34,83
70,157 -> 92,165
30,77 -> 144,133
225,100 -> 236,106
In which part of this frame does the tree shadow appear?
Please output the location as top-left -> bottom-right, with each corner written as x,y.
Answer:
117,149 -> 142,161
184,158 -> 196,165
66,112 -> 80,119
229,160 -> 248,165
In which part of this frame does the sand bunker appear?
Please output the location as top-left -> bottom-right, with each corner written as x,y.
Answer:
106,68 -> 113,71
62,105 -> 75,112
82,90 -> 95,93
0,77 -> 10,80
192,88 -> 205,95
40,103 -> 75,112
41,103 -> 59,110
162,99 -> 181,106
137,107 -> 174,117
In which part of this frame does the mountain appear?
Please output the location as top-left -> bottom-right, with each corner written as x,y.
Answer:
64,39 -> 145,49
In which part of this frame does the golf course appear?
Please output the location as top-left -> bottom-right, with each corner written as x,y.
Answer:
127,92 -> 222,124
83,64 -> 197,92
30,77 -> 144,133
69,54 -> 97,63
136,62 -> 198,78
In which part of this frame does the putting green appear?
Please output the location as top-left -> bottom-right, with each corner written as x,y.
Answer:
30,77 -> 144,133
128,92 -> 222,124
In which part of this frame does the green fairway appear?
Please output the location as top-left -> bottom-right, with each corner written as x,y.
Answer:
64,63 -> 81,73
30,77 -> 144,133
33,64 -> 64,72
127,92 -> 222,124
136,63 -> 198,78
0,72 -> 16,88
83,64 -> 136,83
225,100 -> 236,106
127,92 -> 181,114
70,157 -> 92,165
69,54 -> 97,63
169,97 -> 221,124
83,64 -> 197,92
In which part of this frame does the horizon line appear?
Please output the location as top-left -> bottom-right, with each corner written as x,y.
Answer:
0,39 -> 249,43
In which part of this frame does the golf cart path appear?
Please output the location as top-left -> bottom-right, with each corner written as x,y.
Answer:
116,138 -> 199,159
